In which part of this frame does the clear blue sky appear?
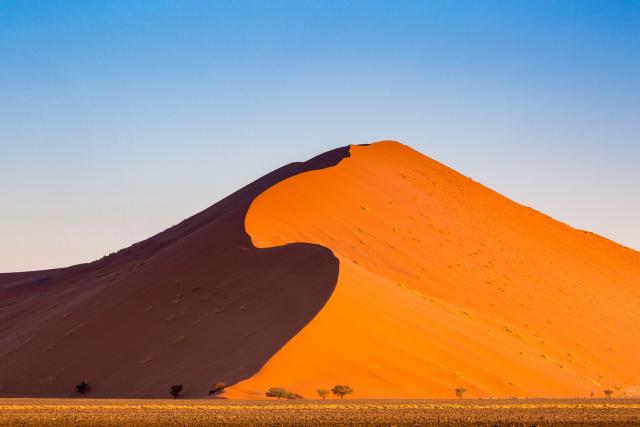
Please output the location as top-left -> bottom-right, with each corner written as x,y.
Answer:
1,0 -> 638,271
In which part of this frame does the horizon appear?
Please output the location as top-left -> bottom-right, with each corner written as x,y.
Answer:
2,0 -> 639,272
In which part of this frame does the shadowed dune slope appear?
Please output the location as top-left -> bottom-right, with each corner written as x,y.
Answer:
229,141 -> 640,399
0,148 -> 348,398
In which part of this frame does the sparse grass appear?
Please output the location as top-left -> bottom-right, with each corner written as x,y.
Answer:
1,398 -> 639,426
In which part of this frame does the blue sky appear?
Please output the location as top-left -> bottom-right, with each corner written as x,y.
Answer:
1,0 -> 639,271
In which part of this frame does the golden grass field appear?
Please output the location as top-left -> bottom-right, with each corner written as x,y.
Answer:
1,399 -> 640,426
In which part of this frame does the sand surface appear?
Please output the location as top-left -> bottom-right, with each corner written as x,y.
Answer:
230,141 -> 640,399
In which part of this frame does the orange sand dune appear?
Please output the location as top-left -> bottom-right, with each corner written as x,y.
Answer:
2,141 -> 638,400
229,141 -> 640,399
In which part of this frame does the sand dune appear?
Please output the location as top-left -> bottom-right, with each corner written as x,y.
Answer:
0,147 -> 347,397
229,141 -> 640,399
2,141 -> 638,399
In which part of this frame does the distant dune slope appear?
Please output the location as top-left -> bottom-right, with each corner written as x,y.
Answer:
0,148 -> 348,398
230,141 -> 640,399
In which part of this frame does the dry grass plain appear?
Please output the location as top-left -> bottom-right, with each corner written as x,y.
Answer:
1,398 -> 640,426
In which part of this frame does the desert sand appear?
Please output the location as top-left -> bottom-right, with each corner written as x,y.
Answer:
229,141 -> 640,399
1,141 -> 639,400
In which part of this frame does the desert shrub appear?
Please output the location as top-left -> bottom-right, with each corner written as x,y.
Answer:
603,389 -> 614,399
331,384 -> 353,399
317,389 -> 329,400
455,387 -> 467,399
170,384 -> 183,399
266,387 -> 289,399
76,380 -> 90,394
265,387 -> 302,399
209,382 -> 226,395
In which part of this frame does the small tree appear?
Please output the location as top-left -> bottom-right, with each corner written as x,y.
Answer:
603,389 -> 614,399
170,384 -> 183,399
455,387 -> 467,400
317,389 -> 329,400
76,380 -> 90,394
266,387 -> 289,399
209,382 -> 226,395
331,384 -> 353,399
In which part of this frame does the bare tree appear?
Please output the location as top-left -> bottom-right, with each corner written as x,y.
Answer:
603,389 -> 614,399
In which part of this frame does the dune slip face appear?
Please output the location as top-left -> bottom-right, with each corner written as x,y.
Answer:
0,147 -> 349,398
230,141 -> 640,399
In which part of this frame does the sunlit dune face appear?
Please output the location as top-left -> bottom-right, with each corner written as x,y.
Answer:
228,141 -> 640,399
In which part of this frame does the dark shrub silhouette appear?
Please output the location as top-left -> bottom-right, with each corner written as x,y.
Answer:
170,384 -> 183,399
76,380 -> 90,394
331,384 -> 353,399
455,387 -> 467,399
603,389 -> 614,399
209,382 -> 226,395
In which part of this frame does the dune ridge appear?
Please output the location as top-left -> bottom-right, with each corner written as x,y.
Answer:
228,141 -> 640,399
0,147 -> 348,397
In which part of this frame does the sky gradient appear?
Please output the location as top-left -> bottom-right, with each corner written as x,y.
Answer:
1,0 -> 639,272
